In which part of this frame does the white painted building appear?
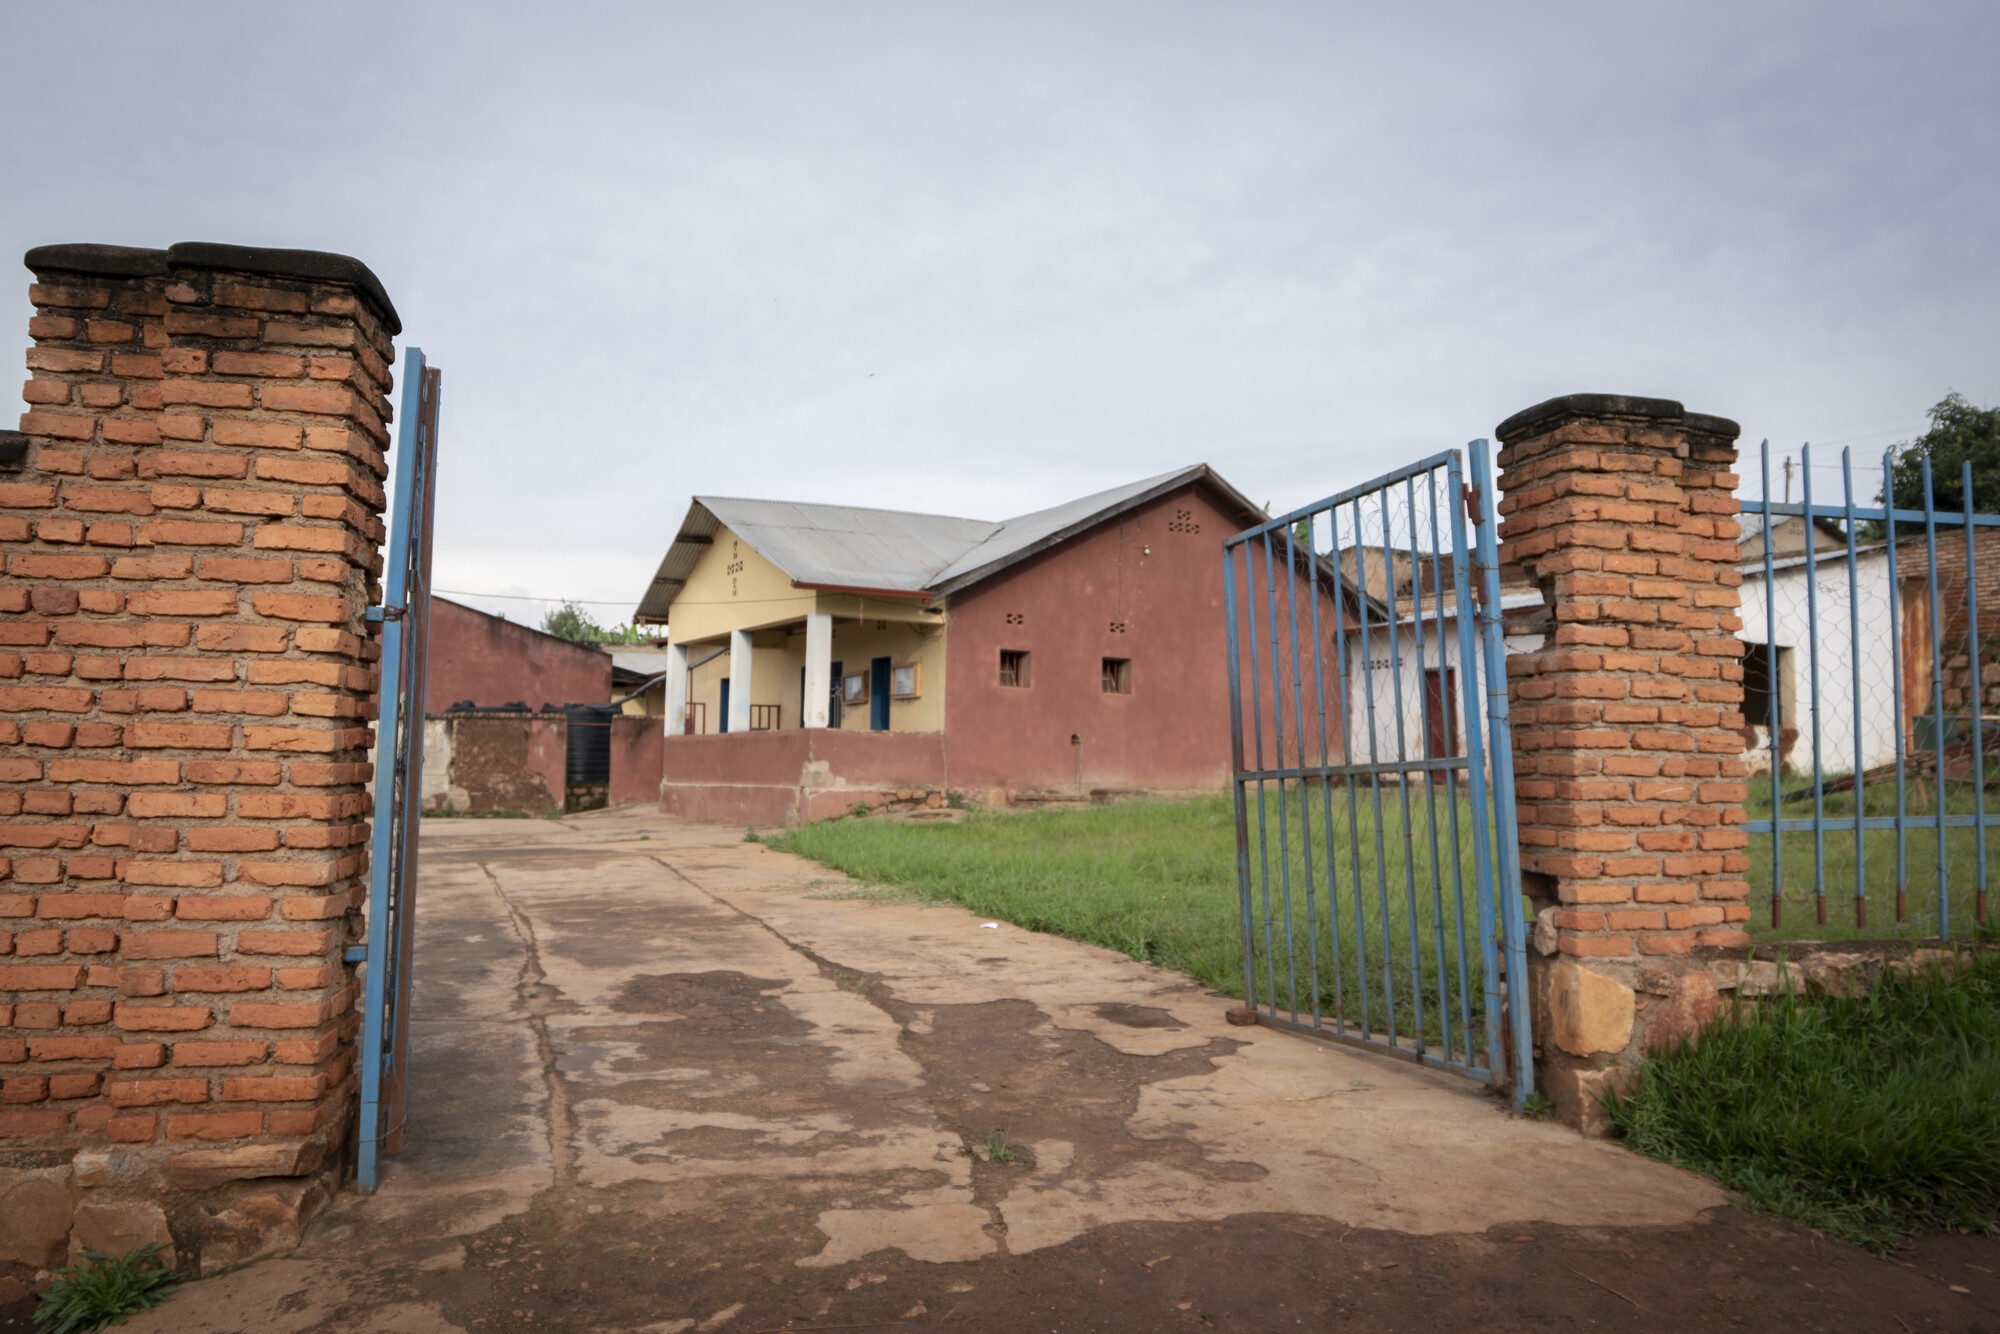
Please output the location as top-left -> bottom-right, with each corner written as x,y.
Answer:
1336,596 -> 1545,772
1736,544 -> 1900,776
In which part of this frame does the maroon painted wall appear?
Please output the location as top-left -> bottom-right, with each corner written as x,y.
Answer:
660,730 -> 948,825
609,716 -> 664,808
425,596 -> 613,713
946,482 -> 1293,794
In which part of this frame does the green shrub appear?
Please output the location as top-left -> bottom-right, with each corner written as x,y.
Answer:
35,1243 -> 181,1334
1606,951 -> 2000,1251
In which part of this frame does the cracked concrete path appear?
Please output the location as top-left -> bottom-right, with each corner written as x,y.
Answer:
116,805 -> 1996,1334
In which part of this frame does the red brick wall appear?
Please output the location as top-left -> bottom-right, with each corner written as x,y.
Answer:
424,596 -> 611,712
1910,527 -> 2000,714
1495,394 -> 1756,1131
1498,395 -> 1751,959
1,241 -> 397,1266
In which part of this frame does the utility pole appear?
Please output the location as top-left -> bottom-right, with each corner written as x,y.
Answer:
1782,456 -> 1794,504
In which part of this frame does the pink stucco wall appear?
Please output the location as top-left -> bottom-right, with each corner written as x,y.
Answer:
943,482 -> 1271,794
425,596 -> 612,713
610,716 -> 664,808
660,729 -> 947,825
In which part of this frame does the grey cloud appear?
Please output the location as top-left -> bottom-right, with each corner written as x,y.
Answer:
3,1 -> 1993,620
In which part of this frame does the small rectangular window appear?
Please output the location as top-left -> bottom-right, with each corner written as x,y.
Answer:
842,672 -> 869,705
1101,657 -> 1132,694
999,650 -> 1030,689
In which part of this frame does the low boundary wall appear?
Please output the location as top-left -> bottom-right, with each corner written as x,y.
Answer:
661,730 -> 947,826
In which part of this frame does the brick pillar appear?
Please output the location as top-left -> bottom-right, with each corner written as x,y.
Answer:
1,241 -> 397,1271
1494,394 -> 1751,1130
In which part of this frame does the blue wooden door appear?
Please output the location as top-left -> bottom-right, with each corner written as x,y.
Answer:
870,657 -> 890,731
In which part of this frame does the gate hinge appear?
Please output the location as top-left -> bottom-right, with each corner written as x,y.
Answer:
365,606 -> 405,624
344,945 -> 368,963
1462,483 -> 1483,527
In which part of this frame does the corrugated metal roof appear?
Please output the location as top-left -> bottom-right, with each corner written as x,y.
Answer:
697,497 -> 998,592
635,463 -> 1267,623
1737,511 -> 1849,548
609,648 -> 677,673
929,466 -> 1212,592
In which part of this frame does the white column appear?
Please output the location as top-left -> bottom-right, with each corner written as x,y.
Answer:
663,642 -> 689,736
727,628 -> 753,734
802,613 -> 832,729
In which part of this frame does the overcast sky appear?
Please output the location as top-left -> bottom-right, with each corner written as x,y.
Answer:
6,2 -> 1995,627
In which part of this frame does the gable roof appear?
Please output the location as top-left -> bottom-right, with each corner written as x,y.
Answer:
1737,511 -> 1848,550
635,464 -> 1263,623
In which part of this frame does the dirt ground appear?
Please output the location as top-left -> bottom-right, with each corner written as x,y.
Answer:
15,806 -> 1996,1332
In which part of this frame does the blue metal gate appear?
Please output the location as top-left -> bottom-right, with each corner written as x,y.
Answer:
1742,441 -> 2000,936
357,349 -> 442,1192
1223,443 -> 1533,1109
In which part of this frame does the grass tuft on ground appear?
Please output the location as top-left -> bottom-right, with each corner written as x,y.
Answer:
34,1244 -> 180,1334
1606,951 -> 2000,1252
768,798 -> 1247,993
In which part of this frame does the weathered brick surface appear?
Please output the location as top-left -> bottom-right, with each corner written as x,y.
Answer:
1494,395 -> 1753,1131
1,241 -> 397,1235
1497,395 -> 1751,960
1907,527 -> 2000,716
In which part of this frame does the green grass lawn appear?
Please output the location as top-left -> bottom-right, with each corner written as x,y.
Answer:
1748,779 -> 1999,942
769,784 -> 1998,999
770,796 -> 1249,992
1607,951 -> 2000,1251
769,788 -> 1502,1065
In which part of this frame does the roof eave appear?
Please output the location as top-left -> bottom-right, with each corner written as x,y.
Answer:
791,581 -> 934,602
927,464 -> 1265,597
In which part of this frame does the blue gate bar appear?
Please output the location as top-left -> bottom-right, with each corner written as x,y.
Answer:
1260,529 -> 1298,1020
1383,482 -> 1423,1053
1842,450 -> 1865,926
1923,457 -> 1949,939
1885,447 -> 1908,921
1302,511 -> 1349,1039
1965,462 -> 1988,924
1329,501 -> 1371,1042
1426,475 -> 1473,1068
1448,450 -> 1504,1078
1800,444 -> 1828,924
1222,547 -> 1256,1010
1354,493 -> 1398,1047
1224,445 -> 1531,1100
1741,445 -> 2000,940
1468,440 -> 1533,1110
1279,526 -> 1322,1030
1759,442 -> 1784,926
357,348 -> 438,1193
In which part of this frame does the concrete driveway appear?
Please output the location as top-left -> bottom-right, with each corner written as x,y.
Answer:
119,806 -> 1995,1333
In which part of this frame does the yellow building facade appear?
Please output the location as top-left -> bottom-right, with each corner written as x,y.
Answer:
666,526 -> 948,735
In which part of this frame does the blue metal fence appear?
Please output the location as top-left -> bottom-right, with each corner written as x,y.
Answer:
1743,440 -> 2000,937
357,349 -> 442,1193
1223,442 -> 1533,1108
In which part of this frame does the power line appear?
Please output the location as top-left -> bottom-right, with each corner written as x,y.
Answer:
434,588 -> 635,606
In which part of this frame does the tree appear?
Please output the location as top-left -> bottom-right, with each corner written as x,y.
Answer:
1881,392 -> 2000,527
540,600 -> 604,644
